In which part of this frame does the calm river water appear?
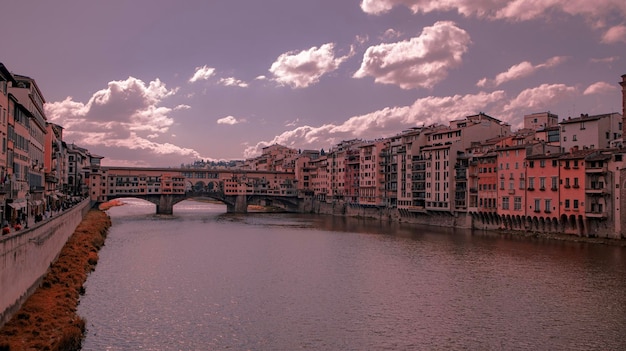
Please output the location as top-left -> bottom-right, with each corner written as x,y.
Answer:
78,198 -> 626,350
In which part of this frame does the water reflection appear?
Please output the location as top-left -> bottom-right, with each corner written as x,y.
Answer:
79,199 -> 626,350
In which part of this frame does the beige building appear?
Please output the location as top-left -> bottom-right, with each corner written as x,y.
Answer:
524,111 -> 558,130
421,113 -> 511,212
358,140 -> 386,206
559,113 -> 623,152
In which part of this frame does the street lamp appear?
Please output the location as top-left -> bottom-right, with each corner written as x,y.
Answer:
25,192 -> 30,229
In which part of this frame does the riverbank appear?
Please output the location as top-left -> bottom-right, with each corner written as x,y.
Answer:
0,208 -> 111,351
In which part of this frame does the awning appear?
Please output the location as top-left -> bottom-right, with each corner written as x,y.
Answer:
8,202 -> 25,210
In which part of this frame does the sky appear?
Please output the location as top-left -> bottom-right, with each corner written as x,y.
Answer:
1,0 -> 625,167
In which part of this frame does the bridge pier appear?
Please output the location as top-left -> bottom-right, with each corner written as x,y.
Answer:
226,195 -> 248,213
156,195 -> 175,215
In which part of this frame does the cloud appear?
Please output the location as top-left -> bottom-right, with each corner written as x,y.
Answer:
269,43 -> 353,88
217,115 -> 245,125
503,83 -> 578,114
476,56 -> 567,87
285,118 -> 300,127
360,0 -> 626,27
243,81 -> 589,158
590,56 -> 620,63
382,28 -> 402,39
583,81 -> 616,95
189,65 -> 216,83
218,77 -> 249,88
243,90 -> 507,158
45,76 -> 210,166
602,24 -> 626,43
353,21 -> 471,90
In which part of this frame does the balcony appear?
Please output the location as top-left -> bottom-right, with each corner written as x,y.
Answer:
586,211 -> 608,218
586,165 -> 608,173
508,189 -> 515,195
585,187 -> 608,195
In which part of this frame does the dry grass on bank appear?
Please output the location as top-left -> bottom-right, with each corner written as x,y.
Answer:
0,210 -> 111,351
98,199 -> 124,211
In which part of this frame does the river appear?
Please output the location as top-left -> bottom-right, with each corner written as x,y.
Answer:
78,198 -> 626,350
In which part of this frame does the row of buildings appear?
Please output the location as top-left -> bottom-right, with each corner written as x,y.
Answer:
219,75 -> 626,238
0,62 -> 101,227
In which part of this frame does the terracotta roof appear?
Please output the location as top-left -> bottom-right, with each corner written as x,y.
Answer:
559,113 -> 613,124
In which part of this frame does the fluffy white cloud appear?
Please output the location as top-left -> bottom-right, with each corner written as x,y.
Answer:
45,76 -> 210,166
218,77 -> 249,87
602,25 -> 626,44
243,90 -> 506,157
503,83 -> 578,114
244,81 -> 590,158
189,65 -> 216,83
217,115 -> 245,125
476,56 -> 567,87
269,43 -> 352,88
583,81 -> 616,95
360,0 -> 626,26
354,21 -> 471,89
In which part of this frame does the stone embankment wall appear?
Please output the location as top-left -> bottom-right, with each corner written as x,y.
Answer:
304,199 -> 473,229
0,199 -> 91,327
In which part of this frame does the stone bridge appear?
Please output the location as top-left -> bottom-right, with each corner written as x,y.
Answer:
92,166 -> 301,215
106,191 -> 301,214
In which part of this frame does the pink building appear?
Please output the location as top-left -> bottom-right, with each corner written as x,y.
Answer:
559,149 -> 594,235
525,152 -> 562,231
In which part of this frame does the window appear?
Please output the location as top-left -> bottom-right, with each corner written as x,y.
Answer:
574,177 -> 579,188
565,199 -> 570,209
565,178 -> 570,188
534,199 -> 541,212
551,176 -> 558,190
539,177 -> 546,190
528,177 -> 535,189
514,197 -> 522,211
572,135 -> 577,141
545,199 -> 551,213
540,160 -> 546,168
573,199 -> 579,209
502,197 -> 510,210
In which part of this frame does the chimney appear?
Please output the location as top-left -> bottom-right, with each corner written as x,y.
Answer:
621,74 -> 626,137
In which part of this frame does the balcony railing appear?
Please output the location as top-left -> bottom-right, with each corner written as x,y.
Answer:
586,165 -> 608,173
585,187 -> 608,195
586,211 -> 607,218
